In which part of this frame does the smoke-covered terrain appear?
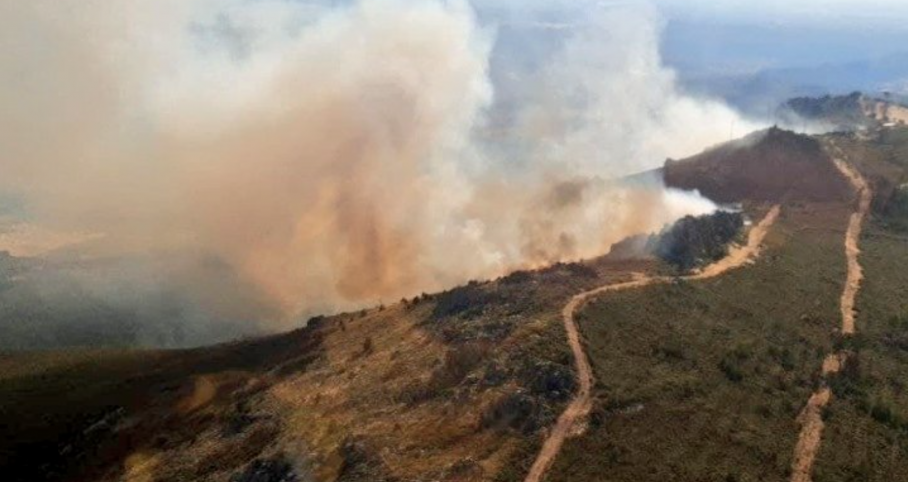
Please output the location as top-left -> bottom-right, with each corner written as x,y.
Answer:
0,0 -> 763,348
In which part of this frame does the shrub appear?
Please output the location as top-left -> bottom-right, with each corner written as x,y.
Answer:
501,270 -> 533,285
430,342 -> 488,388
655,211 -> 744,272
431,283 -> 501,320
719,358 -> 745,382
518,360 -> 576,401
480,391 -> 547,434
396,343 -> 489,405
564,262 -> 599,279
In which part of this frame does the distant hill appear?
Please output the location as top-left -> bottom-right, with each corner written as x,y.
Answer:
779,92 -> 908,131
781,92 -> 872,131
678,52 -> 908,118
0,252 -> 270,350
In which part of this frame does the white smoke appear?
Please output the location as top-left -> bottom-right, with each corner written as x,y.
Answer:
0,0 -> 761,338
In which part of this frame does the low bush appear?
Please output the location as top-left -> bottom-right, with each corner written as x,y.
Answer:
654,211 -> 744,272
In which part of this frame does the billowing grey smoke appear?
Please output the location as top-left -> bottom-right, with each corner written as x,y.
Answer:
0,0 -> 760,347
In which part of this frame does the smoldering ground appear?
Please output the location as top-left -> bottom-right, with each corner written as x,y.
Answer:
0,0 -> 761,348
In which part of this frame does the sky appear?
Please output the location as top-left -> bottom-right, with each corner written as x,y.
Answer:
468,0 -> 908,113
479,0 -> 908,25
469,0 -> 908,74
655,0 -> 908,26
657,0 -> 908,73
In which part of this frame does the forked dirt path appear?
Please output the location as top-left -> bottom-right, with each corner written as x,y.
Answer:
788,150 -> 872,482
523,205 -> 782,482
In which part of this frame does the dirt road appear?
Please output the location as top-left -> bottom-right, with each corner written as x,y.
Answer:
789,151 -> 871,482
523,205 -> 781,482
834,158 -> 871,335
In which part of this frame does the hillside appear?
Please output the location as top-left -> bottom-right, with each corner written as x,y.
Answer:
4,127 -> 908,482
664,126 -> 851,204
543,127 -> 908,482
0,256 -> 656,482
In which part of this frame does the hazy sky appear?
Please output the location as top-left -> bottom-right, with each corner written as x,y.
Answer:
655,0 -> 908,25
478,0 -> 908,25
470,0 -> 908,77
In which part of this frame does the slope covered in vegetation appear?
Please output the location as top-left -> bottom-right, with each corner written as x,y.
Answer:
664,127 -> 850,204
812,127 -> 908,481
0,255 -> 657,482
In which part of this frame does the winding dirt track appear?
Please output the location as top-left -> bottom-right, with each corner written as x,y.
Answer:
523,205 -> 781,482
835,158 -> 872,336
789,150 -> 872,482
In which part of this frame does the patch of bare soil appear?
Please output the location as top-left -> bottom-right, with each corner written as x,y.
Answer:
788,145 -> 871,482
864,99 -> 908,125
887,105 -> 908,125
523,205 -> 781,482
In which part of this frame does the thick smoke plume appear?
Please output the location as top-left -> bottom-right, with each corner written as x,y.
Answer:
0,0 -> 760,344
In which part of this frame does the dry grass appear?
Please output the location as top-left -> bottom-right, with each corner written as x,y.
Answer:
1,255 -> 646,482
264,304 -> 519,481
